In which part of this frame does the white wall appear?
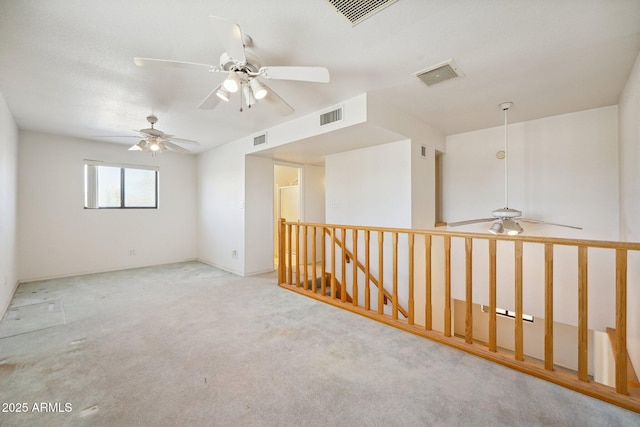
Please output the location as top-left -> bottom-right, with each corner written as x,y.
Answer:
324,140 -> 441,324
619,52 -> 640,373
199,95 -> 365,276
197,141 -> 246,275
444,106 -> 619,240
411,141 -> 435,229
0,91 -> 18,318
326,140 -> 413,228
244,155 -> 274,275
246,94 -> 368,156
303,164 -> 325,225
17,131 -> 197,281
443,106 -> 620,331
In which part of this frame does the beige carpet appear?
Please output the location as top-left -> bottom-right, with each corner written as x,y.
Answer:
0,261 -> 638,426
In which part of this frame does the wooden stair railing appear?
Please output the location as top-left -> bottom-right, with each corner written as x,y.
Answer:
607,327 -> 640,389
322,227 -> 408,318
324,272 -> 353,303
277,219 -> 640,414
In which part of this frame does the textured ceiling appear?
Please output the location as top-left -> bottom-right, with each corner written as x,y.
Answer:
0,0 -> 639,155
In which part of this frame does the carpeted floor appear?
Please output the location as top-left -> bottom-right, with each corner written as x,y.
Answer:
0,261 -> 638,426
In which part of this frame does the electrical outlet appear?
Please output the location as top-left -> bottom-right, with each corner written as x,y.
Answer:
128,249 -> 136,256
232,250 -> 238,259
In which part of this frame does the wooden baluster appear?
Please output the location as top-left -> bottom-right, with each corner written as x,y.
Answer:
352,229 -> 358,307
331,227 -> 337,299
444,236 -> 451,337
515,240 -> 524,361
341,228 -> 347,303
392,232 -> 399,320
311,226 -> 317,293
578,246 -> 588,382
378,231 -> 384,315
425,234 -> 432,331
465,237 -> 473,344
615,249 -> 628,395
408,233 -> 415,325
545,243 -> 554,370
303,225 -> 308,290
295,223 -> 300,287
365,230 -> 371,311
287,223 -> 292,285
321,228 -> 326,296
278,218 -> 286,284
489,239 -> 497,352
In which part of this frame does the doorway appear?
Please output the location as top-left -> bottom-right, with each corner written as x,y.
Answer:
274,164 -> 302,269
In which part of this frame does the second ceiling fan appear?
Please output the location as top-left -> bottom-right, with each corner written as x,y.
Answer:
447,102 -> 581,235
134,16 -> 330,115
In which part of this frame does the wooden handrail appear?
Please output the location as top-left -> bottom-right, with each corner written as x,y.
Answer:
288,220 -> 640,250
607,327 -> 640,390
322,227 -> 409,318
277,219 -> 640,413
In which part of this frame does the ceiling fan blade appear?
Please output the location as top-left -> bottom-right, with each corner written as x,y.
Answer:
94,135 -> 138,138
261,83 -> 294,116
210,16 -> 246,65
519,218 -> 582,230
447,218 -> 496,227
259,66 -> 330,83
198,84 -> 224,110
134,57 -> 220,72
162,141 -> 191,153
164,136 -> 199,145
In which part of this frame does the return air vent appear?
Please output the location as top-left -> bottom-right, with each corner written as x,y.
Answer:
320,107 -> 343,126
413,59 -> 464,87
253,133 -> 267,146
324,0 -> 398,26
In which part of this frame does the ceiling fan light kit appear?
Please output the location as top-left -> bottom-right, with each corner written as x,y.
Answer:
134,15 -> 330,116
249,78 -> 267,99
242,84 -> 256,107
215,86 -> 231,101
223,71 -> 241,92
111,114 -> 199,155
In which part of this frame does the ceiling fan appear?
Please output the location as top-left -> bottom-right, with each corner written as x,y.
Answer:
134,16 -> 330,115
447,102 -> 581,235
103,114 -> 199,155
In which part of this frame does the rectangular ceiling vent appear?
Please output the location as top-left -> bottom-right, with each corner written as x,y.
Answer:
253,133 -> 267,146
320,107 -> 343,126
413,59 -> 464,87
324,0 -> 398,26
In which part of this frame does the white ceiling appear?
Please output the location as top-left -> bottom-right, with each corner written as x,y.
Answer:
1,0 -> 639,155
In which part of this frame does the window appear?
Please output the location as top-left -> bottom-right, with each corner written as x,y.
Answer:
84,161 -> 158,209
481,305 -> 534,323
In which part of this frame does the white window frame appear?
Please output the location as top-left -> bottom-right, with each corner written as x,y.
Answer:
84,160 -> 159,209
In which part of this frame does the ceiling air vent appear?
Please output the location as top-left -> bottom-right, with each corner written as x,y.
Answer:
413,59 -> 464,87
253,133 -> 267,146
320,107 -> 343,126
324,0 -> 398,26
